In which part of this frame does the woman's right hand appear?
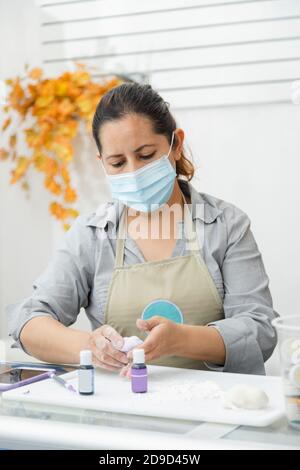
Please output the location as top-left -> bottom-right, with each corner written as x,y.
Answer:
88,325 -> 129,371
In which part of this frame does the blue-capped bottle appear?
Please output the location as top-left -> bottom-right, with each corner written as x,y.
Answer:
78,350 -> 94,395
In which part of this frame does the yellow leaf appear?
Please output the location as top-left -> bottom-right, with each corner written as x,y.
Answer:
10,156 -> 30,184
35,95 -> 54,108
25,129 -> 40,148
49,137 -> 73,162
67,208 -> 79,218
73,70 -> 90,87
55,81 -> 69,97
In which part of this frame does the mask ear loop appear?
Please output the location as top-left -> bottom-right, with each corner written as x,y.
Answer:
167,130 -> 175,158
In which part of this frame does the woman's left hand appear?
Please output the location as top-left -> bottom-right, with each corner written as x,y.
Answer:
120,316 -> 182,378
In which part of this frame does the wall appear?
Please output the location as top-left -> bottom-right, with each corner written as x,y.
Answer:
0,0 -> 53,358
40,0 -> 300,108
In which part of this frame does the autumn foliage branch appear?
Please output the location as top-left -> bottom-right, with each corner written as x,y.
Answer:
0,64 -> 122,230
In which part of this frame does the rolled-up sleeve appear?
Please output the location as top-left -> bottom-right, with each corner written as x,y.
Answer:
205,206 -> 278,375
6,215 -> 94,351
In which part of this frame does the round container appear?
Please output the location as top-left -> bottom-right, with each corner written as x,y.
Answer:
272,315 -> 300,430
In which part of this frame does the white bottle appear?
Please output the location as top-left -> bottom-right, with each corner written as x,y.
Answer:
78,350 -> 94,395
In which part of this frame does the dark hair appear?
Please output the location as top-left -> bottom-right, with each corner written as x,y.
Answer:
92,82 -> 194,181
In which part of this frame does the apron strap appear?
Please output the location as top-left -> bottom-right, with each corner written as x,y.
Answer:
181,192 -> 200,253
114,189 -> 200,268
115,207 -> 127,269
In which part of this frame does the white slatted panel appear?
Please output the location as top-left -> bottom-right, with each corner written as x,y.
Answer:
38,0 -> 300,109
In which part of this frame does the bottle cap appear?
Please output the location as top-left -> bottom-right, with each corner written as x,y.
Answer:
80,349 -> 92,366
132,348 -> 145,364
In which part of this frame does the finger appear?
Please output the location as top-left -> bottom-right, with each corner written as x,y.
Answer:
99,325 -> 124,350
136,316 -> 163,332
119,364 -> 131,378
126,337 -> 156,360
93,349 -> 124,369
136,319 -> 149,331
91,343 -> 125,368
105,341 -> 129,365
93,357 -> 120,372
93,335 -> 128,366
94,334 -> 127,364
144,349 -> 160,362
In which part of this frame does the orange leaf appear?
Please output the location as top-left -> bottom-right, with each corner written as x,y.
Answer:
2,117 -> 11,131
50,202 -> 68,220
9,134 -> 17,148
29,68 -> 43,80
45,176 -> 62,195
0,148 -> 9,160
64,186 -> 77,203
1,64 -> 125,229
60,165 -> 70,185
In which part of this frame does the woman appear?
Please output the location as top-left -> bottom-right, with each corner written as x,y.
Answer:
6,83 -> 278,376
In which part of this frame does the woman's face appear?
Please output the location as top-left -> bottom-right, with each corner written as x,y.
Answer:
98,114 -> 184,175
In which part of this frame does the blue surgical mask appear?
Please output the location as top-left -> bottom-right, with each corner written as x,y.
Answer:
104,131 -> 177,212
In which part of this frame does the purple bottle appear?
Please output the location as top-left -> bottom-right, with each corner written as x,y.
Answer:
131,349 -> 148,393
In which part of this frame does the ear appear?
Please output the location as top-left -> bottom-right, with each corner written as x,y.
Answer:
173,129 -> 184,161
96,154 -> 102,160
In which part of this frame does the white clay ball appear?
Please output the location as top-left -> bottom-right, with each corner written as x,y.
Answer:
223,384 -> 269,410
119,336 -> 143,353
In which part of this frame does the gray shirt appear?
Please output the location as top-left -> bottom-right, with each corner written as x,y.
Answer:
6,179 -> 278,374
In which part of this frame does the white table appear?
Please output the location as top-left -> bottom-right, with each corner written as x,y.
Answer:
0,394 -> 299,450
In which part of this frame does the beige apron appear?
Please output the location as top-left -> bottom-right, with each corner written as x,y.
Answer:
104,193 -> 224,370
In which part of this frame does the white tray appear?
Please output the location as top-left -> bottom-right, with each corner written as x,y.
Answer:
2,365 -> 285,427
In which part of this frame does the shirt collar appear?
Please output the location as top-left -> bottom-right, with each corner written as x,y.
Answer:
86,179 -> 222,229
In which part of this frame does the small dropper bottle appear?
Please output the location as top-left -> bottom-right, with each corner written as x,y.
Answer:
78,349 -> 94,395
131,348 -> 147,393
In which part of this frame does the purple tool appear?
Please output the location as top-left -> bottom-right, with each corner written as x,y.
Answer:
0,369 -> 55,392
50,372 -> 77,393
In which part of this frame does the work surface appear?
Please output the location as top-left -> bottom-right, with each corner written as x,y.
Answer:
0,364 -> 299,450
2,365 -> 285,427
